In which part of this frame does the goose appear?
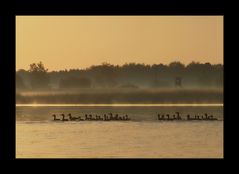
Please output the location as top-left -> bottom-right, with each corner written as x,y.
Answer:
104,114 -> 108,121
166,114 -> 172,120
195,115 -> 200,120
187,114 -> 191,120
108,113 -> 113,120
158,114 -> 165,120
99,115 -> 103,121
78,116 -> 84,121
96,115 -> 103,121
125,115 -> 130,121
89,114 -> 93,121
208,115 -> 218,120
204,113 -> 209,120
52,114 -> 61,121
95,115 -> 100,121
157,114 -> 161,120
68,113 -> 78,121
115,114 -> 119,120
61,114 -> 69,121
85,114 -> 88,120
175,112 -> 182,120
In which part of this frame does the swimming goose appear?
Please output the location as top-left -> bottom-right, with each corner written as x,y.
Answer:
187,114 -> 191,120
166,114 -> 172,120
68,113 -> 78,121
115,114 -> 119,120
175,112 -> 182,120
78,116 -> 84,121
61,114 -> 69,121
104,114 -> 109,121
208,115 -> 218,120
125,115 -> 130,121
52,114 -> 61,121
108,113 -> 113,120
157,114 -> 161,120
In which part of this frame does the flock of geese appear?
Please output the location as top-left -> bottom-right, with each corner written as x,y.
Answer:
157,112 -> 218,121
52,112 -> 218,121
52,113 -> 131,121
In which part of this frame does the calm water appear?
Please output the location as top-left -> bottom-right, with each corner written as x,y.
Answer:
16,105 -> 223,158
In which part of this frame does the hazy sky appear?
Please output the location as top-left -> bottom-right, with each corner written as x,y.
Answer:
16,16 -> 223,71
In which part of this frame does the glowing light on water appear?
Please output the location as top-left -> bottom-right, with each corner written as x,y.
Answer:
16,103 -> 223,107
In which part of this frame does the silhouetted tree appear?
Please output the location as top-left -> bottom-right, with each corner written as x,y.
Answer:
16,61 -> 223,90
169,61 -> 185,82
28,61 -> 49,89
91,62 -> 118,87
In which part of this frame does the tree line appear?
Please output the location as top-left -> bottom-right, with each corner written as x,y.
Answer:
16,61 -> 223,90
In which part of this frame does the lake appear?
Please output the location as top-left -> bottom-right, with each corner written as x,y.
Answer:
16,104 -> 223,158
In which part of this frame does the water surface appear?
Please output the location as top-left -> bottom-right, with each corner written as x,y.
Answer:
16,105 -> 223,158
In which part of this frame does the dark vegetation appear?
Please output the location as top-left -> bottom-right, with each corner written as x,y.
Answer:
16,61 -> 223,104
16,61 -> 223,90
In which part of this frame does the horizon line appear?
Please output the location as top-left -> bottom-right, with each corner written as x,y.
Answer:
16,103 -> 223,107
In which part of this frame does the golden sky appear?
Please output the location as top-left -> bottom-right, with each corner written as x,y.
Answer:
16,16 -> 223,71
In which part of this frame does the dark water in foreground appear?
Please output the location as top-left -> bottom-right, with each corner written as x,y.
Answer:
16,105 -> 223,158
